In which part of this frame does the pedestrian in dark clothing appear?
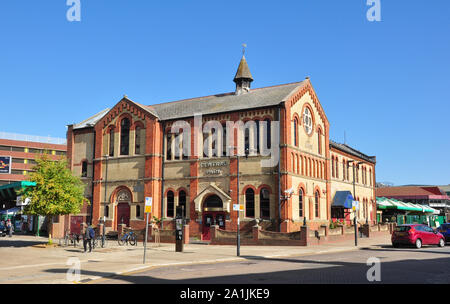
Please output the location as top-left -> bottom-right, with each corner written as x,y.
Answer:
6,220 -> 12,238
81,223 -> 92,253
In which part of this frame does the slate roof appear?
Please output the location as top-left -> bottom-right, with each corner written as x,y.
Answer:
234,55 -> 253,82
147,81 -> 306,121
330,140 -> 376,164
73,108 -> 110,130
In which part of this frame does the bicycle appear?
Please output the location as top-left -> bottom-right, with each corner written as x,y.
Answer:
61,232 -> 80,247
92,234 -> 107,249
118,230 -> 137,246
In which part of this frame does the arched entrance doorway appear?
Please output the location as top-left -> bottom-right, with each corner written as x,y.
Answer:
202,195 -> 226,241
114,188 -> 131,229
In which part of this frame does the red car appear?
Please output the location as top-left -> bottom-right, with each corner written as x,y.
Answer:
392,224 -> 445,249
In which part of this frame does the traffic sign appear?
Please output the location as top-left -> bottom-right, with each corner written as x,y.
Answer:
233,204 -> 244,212
145,197 -> 152,213
352,200 -> 359,211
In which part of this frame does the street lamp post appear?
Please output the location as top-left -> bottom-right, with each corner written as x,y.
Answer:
231,145 -> 249,257
102,155 -> 109,246
347,160 -> 363,246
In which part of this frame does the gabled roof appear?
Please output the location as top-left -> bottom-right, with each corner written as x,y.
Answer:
147,81 -> 307,121
73,108 -> 110,130
330,140 -> 376,164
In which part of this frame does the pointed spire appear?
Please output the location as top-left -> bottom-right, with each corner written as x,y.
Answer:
233,50 -> 253,95
233,55 -> 253,84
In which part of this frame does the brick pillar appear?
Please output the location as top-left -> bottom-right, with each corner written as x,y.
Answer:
300,225 -> 310,246
210,225 -> 218,242
252,225 -> 261,243
183,225 -> 190,244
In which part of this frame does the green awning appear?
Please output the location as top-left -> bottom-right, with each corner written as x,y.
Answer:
377,197 -> 438,214
0,181 -> 36,201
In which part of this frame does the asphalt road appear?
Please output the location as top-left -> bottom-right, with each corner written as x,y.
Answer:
92,243 -> 450,284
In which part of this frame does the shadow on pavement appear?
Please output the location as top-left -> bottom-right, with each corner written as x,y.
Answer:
0,238 -> 46,248
44,253 -> 450,284
360,245 -> 450,255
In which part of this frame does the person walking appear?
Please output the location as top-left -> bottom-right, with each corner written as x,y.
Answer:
81,223 -> 93,253
6,219 -> 12,238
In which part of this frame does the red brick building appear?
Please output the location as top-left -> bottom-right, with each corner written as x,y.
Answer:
67,55 -> 377,239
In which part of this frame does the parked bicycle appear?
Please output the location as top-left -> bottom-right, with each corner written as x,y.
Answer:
61,231 -> 80,247
92,234 -> 107,249
118,230 -> 137,246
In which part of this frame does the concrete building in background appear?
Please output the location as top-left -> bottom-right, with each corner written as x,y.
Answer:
0,132 -> 67,186
0,132 -> 67,235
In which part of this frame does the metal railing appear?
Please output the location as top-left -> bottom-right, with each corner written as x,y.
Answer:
0,132 -> 66,145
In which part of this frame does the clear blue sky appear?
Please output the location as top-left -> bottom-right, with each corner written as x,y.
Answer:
0,1 -> 449,186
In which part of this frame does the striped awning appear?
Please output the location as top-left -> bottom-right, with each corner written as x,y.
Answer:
376,197 -> 437,214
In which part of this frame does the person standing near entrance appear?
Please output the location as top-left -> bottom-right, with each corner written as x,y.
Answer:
81,223 -> 93,253
6,219 -> 12,237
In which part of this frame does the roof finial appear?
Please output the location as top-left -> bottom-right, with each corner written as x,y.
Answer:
242,43 -> 247,56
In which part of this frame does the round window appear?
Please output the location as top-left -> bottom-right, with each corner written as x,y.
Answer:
303,107 -> 313,135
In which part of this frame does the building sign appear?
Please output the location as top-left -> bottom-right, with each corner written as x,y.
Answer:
233,204 -> 244,212
201,161 -> 227,168
206,169 -> 222,175
145,197 -> 152,213
0,156 -> 11,174
201,161 -> 228,175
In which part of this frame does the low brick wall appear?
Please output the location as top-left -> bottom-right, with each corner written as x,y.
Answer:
209,223 -> 391,247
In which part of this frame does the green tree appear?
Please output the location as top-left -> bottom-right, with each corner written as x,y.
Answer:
20,154 -> 87,243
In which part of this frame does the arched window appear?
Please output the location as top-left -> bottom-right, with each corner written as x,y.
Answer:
315,191 -> 320,218
136,205 -> 141,218
222,123 -> 227,156
135,126 -> 141,155
211,129 -> 216,158
255,119 -> 260,154
244,127 -> 250,154
120,118 -> 130,155
179,190 -> 187,218
335,157 -> 339,179
342,159 -> 346,180
303,107 -> 313,135
265,119 -> 271,150
105,205 -> 109,218
369,169 -> 372,186
167,191 -> 174,218
318,128 -> 322,155
347,161 -> 350,181
293,117 -> 298,146
331,156 -> 335,178
245,188 -> 255,218
166,133 -> 172,160
81,160 -> 88,177
109,129 -> 114,157
299,188 -> 304,217
260,188 -> 270,219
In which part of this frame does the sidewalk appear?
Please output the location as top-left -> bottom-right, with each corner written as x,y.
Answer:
0,234 -> 391,284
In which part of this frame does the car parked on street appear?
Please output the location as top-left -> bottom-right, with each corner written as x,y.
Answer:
437,223 -> 450,243
392,224 -> 445,249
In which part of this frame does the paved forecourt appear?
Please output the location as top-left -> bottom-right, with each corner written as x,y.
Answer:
0,234 -> 391,284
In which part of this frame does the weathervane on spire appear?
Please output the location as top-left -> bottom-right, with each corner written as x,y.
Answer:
242,43 -> 247,56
